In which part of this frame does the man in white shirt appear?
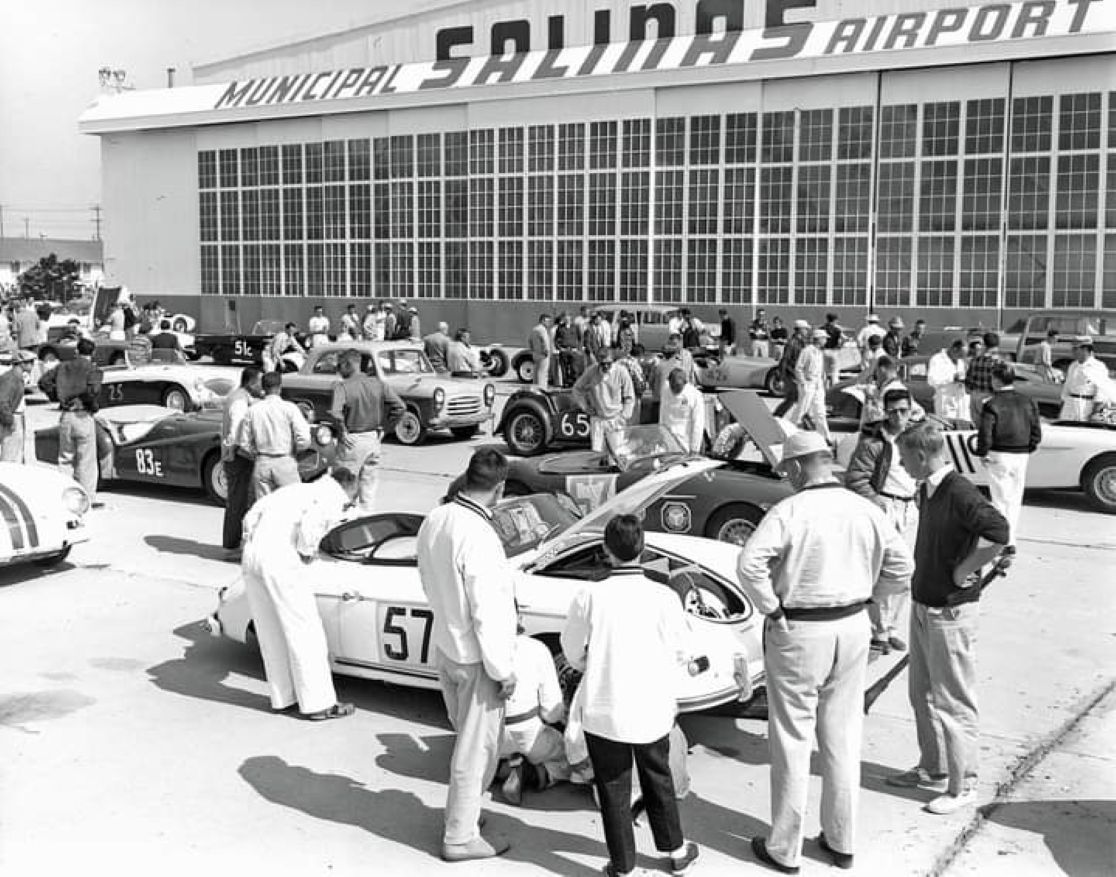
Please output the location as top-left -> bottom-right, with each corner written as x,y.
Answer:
266,322 -> 303,373
790,329 -> 832,443
240,468 -> 358,720
241,371 -> 311,497
738,432 -> 913,873
927,340 -> 971,425
362,303 -> 385,342
855,313 -> 886,353
417,448 -> 518,863
1060,337 -> 1108,421
659,368 -> 705,454
572,348 -> 635,452
339,304 -> 361,341
220,366 -> 263,556
1036,329 -> 1058,382
307,306 -> 330,348
528,313 -> 553,391
562,515 -> 700,877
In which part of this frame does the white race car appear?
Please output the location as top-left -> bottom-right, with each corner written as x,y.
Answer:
211,475 -> 766,714
0,463 -> 90,569
99,362 -> 241,412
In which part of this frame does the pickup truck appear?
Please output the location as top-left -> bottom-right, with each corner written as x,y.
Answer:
279,340 -> 496,445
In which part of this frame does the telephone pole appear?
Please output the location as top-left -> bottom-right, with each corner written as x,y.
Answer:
92,205 -> 103,241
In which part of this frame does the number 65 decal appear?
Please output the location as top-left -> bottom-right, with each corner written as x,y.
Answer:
381,606 -> 434,663
557,410 -> 591,439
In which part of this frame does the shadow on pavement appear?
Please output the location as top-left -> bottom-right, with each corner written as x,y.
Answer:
0,560 -> 78,588
980,799 -> 1116,877
238,755 -> 609,874
144,534 -> 228,562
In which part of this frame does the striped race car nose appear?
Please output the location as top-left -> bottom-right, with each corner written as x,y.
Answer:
0,484 -> 39,552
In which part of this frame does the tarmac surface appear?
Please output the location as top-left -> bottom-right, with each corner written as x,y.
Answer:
1,379 -> 1114,876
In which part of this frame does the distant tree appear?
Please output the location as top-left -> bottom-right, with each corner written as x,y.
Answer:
17,254 -> 82,303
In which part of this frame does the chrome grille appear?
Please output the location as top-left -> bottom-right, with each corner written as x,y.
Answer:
447,395 -> 482,416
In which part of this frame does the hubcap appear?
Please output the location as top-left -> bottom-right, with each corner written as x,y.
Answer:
512,415 -> 541,450
212,461 -> 228,501
166,391 -> 187,411
718,519 -> 758,546
1096,466 -> 1116,506
397,414 -> 421,443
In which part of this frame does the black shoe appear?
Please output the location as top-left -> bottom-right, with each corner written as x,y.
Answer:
870,637 -> 892,655
751,837 -> 799,874
670,841 -> 700,875
818,833 -> 854,870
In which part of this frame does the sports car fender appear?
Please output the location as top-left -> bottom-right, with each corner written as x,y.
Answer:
497,389 -> 557,434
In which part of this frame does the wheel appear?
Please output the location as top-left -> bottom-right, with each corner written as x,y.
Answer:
486,349 -> 510,378
1082,454 -> 1116,514
515,356 -> 536,384
704,504 -> 764,547
505,409 -> 548,456
711,423 -> 748,460
202,453 -> 228,506
394,409 -> 426,445
162,385 -> 189,411
172,317 -> 189,333
32,545 -> 72,567
450,425 -> 479,440
184,348 -> 201,362
764,368 -> 787,396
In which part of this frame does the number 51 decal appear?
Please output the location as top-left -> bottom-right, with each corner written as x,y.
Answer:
380,606 -> 434,664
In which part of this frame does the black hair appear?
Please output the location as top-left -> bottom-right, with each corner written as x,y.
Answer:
982,331 -> 1000,348
604,514 -> 644,562
991,360 -> 1016,385
240,366 -> 262,387
76,338 -> 95,356
262,371 -> 283,392
882,387 -> 912,409
464,447 -> 508,492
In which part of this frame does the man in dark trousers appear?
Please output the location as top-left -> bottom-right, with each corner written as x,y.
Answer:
220,366 -> 263,557
974,361 -> 1041,548
773,320 -> 809,419
964,331 -> 1001,424
890,422 -> 1009,816
718,308 -> 737,356
54,337 -> 103,505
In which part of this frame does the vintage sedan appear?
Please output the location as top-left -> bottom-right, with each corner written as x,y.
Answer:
504,397 -> 792,546
0,462 -> 89,569
96,362 -> 241,412
33,404 -> 337,506
280,341 -> 496,445
210,487 -> 765,715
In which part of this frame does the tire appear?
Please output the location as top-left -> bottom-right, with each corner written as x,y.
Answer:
394,408 -> 426,446
202,453 -> 228,507
32,545 -> 73,568
704,504 -> 765,547
162,385 -> 189,411
711,423 -> 748,460
486,349 -> 510,378
1081,454 -> 1116,514
450,425 -> 479,440
515,356 -> 536,384
764,368 -> 787,397
505,408 -> 548,456
172,317 -> 189,333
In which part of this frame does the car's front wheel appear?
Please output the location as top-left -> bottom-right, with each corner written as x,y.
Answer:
203,453 -> 228,507
162,385 -> 189,411
764,368 -> 786,396
1082,454 -> 1116,514
485,348 -> 510,378
32,545 -> 73,568
505,409 -> 548,456
515,356 -> 535,384
705,504 -> 764,546
395,409 -> 427,446
172,316 -> 190,333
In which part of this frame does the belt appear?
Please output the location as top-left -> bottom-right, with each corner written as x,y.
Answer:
504,706 -> 540,726
1069,393 -> 1095,400
348,427 -> 384,437
879,491 -> 916,502
255,451 -> 290,458
783,602 -> 867,621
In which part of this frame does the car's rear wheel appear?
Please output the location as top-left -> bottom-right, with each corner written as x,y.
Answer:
203,453 -> 228,507
764,368 -> 786,396
485,349 -> 510,378
162,385 -> 189,411
32,545 -> 72,568
505,409 -> 548,456
450,425 -> 479,440
515,356 -> 536,384
172,316 -> 189,333
395,409 -> 426,446
705,504 -> 764,547
1082,454 -> 1116,514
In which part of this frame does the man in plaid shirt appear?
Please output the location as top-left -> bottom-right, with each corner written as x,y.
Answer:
964,332 -> 1001,424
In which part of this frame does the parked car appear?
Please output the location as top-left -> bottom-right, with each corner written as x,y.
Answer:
1012,310 -> 1116,372
33,404 -> 337,506
0,463 -> 89,569
210,488 -> 765,715
279,341 -> 496,446
95,362 -> 241,412
192,319 -> 309,366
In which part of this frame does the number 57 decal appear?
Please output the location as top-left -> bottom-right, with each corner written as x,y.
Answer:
381,606 -> 434,664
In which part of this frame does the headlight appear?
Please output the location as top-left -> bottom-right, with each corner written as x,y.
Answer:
63,486 -> 90,517
483,383 -> 495,406
315,424 -> 334,445
433,387 -> 445,410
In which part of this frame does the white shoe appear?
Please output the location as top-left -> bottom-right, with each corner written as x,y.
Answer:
926,786 -> 977,815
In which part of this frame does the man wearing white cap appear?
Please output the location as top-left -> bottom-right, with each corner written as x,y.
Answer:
856,314 -> 886,353
1059,337 -> 1108,421
738,431 -> 914,873
0,350 -> 36,462
790,329 -> 833,444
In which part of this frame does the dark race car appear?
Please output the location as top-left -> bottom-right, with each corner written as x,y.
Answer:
193,320 -> 309,366
503,391 -> 792,546
33,404 -> 337,506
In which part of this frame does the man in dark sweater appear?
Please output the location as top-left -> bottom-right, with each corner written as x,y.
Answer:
974,361 -> 1041,546
889,421 -> 1009,816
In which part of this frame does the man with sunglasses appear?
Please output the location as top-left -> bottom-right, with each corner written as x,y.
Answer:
572,347 -> 635,452
845,388 -> 919,654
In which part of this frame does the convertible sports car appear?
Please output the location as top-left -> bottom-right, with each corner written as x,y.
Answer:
192,319 -> 308,366
0,462 -> 89,569
210,487 -> 764,715
96,363 -> 240,412
504,394 -> 793,546
33,404 -> 337,506
693,343 -> 862,396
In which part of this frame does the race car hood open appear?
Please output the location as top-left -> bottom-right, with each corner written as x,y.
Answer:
717,389 -> 790,470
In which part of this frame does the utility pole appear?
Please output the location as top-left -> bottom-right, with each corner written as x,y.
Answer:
92,205 -> 103,241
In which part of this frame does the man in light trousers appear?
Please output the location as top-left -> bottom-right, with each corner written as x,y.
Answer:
572,348 -> 635,452
242,371 -> 311,497
738,431 -> 913,873
417,448 -> 518,863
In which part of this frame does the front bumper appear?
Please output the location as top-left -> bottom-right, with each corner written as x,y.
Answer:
428,410 -> 491,428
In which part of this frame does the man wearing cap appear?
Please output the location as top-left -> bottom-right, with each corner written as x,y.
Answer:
1060,337 -> 1108,421
648,334 -> 695,423
856,314 -> 886,354
883,317 -> 905,359
572,348 -> 635,452
0,350 -> 36,462
773,321 -> 809,419
738,431 -> 913,873
789,329 -> 833,445
408,306 -> 422,341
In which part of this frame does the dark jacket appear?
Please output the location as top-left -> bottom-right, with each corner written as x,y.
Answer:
845,424 -> 902,500
882,331 -> 902,358
0,368 -> 24,428
975,389 -> 1042,455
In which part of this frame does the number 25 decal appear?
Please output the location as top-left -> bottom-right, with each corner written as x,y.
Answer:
557,410 -> 591,439
382,606 -> 434,663
107,384 -> 124,403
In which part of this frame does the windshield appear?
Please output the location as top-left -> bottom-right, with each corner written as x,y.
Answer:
605,424 -> 687,471
378,349 -> 434,375
253,320 -> 286,335
491,494 -> 581,558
